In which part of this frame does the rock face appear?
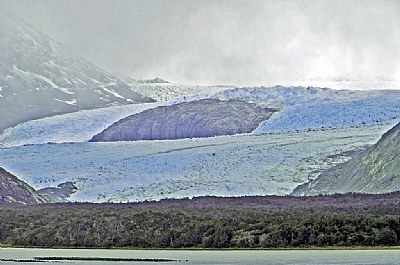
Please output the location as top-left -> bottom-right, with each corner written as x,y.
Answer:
38,182 -> 77,203
292,122 -> 400,195
0,167 -> 47,204
90,99 -> 276,141
0,13 -> 153,132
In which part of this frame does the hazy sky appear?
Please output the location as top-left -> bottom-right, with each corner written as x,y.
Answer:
2,0 -> 400,86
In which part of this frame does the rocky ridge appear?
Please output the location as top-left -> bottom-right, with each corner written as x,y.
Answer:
0,167 -> 47,204
90,99 -> 276,141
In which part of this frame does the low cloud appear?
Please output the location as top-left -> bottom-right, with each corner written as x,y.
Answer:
2,0 -> 400,85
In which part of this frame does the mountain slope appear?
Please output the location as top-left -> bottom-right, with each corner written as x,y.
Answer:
0,167 -> 47,204
0,14 -> 152,132
90,99 -> 276,141
292,122 -> 400,195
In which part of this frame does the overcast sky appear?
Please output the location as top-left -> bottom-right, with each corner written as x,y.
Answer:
2,0 -> 400,86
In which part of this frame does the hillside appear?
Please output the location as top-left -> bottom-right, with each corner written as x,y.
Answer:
0,13 -> 152,132
90,99 -> 276,141
0,167 -> 46,204
292,122 -> 400,195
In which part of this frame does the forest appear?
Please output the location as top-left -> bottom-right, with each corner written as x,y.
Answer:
0,192 -> 400,248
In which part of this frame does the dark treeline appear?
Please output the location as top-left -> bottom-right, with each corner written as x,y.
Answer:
1,192 -> 400,248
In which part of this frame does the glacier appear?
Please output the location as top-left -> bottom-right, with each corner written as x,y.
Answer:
0,103 -> 163,147
0,125 -> 391,202
2,86 -> 400,147
213,86 -> 400,133
1,85 -> 400,202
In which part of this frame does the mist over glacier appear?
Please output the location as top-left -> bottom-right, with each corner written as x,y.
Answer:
2,0 -> 400,86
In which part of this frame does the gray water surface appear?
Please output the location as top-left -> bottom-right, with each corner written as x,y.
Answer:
0,248 -> 399,265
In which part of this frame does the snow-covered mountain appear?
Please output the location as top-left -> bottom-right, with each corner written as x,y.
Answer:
0,13 -> 153,132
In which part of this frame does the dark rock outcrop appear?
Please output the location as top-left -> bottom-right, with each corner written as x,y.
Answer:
0,167 -> 47,204
138,77 -> 169,84
292,122 -> 400,196
38,182 -> 77,203
90,99 -> 276,141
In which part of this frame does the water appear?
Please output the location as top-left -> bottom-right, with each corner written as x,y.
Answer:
0,248 -> 399,265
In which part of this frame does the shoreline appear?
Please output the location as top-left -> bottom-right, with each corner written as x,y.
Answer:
2,245 -> 400,251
